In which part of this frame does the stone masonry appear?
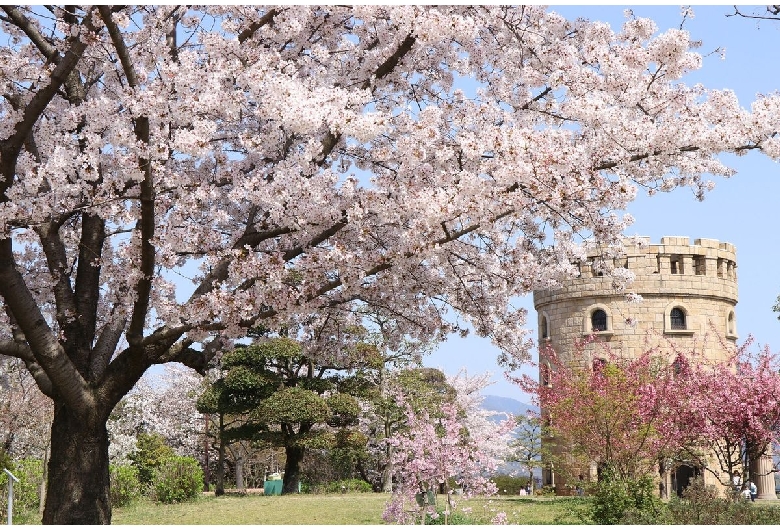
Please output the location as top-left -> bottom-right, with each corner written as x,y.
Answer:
533,236 -> 774,499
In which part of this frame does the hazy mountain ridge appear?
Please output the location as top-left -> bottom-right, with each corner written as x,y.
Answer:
481,394 -> 538,417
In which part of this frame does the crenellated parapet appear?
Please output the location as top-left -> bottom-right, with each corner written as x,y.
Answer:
534,236 -> 737,308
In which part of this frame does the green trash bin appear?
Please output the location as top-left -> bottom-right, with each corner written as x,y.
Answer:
264,479 -> 283,495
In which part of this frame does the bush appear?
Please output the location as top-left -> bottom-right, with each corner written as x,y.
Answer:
536,485 -> 556,496
109,464 -> 141,507
664,477 -> 780,525
152,456 -> 204,504
306,478 -> 373,494
590,470 -> 664,525
0,458 -> 45,524
491,474 -> 530,495
129,432 -> 176,486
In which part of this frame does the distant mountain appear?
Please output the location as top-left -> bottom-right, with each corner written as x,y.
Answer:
481,394 -> 538,416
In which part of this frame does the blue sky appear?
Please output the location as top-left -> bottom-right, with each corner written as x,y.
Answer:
424,5 -> 780,399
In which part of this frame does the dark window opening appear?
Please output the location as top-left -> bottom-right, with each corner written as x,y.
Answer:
541,317 -> 548,339
593,358 -> 607,373
670,255 -> 681,274
672,357 -> 685,376
670,308 -> 686,330
591,309 -> 607,332
694,256 -> 706,276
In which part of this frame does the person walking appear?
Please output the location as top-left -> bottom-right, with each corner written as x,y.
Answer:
749,480 -> 757,502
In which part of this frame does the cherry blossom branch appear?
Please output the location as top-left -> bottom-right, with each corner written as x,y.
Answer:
0,240 -> 92,412
237,8 -> 281,43
0,7 -> 94,176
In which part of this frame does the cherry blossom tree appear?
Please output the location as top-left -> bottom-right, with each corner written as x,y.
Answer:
0,5 -> 779,523
382,370 -> 513,524
107,364 -> 206,464
353,366 -> 455,492
523,335 -> 780,497
382,398 -> 511,525
0,357 -> 52,460
447,369 -> 515,466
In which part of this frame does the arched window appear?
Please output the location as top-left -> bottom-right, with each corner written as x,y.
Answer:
670,307 -> 686,330
727,311 -> 736,336
591,309 -> 607,332
541,316 -> 549,339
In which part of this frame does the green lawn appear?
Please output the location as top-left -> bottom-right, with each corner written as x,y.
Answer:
111,493 -> 588,525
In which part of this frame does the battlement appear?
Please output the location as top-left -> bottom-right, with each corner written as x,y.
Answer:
535,236 -> 738,306
581,236 -> 737,281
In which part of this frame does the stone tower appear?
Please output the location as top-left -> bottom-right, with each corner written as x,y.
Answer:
533,236 -> 773,499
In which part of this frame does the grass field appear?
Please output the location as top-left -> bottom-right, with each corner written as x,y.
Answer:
111,493 -> 589,525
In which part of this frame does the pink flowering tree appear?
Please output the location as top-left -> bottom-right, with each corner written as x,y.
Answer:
382,397 -> 511,525
447,369 -> 516,467
520,339 -> 681,485
1,5 -> 780,523
670,338 -> 780,489
0,357 -> 53,461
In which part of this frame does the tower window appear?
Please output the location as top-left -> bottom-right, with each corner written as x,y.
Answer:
670,307 -> 686,330
694,256 -> 706,275
727,311 -> 736,336
670,255 -> 682,274
591,309 -> 607,332
541,316 -> 549,339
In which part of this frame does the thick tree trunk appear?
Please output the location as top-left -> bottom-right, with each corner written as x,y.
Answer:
42,403 -> 111,524
282,446 -> 304,494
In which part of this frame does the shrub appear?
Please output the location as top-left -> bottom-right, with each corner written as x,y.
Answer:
664,477 -> 780,525
590,470 -> 664,525
536,485 -> 556,496
491,474 -> 530,495
129,432 -> 176,486
307,478 -> 373,494
109,464 -> 141,507
0,458 -> 45,524
152,456 -> 204,504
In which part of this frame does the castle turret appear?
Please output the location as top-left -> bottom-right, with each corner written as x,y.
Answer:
532,236 -> 763,497
534,236 -> 738,366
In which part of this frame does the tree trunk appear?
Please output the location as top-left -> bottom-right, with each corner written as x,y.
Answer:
235,451 -> 246,492
42,404 -> 111,524
215,414 -> 226,496
282,445 -> 304,494
382,444 -> 394,493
